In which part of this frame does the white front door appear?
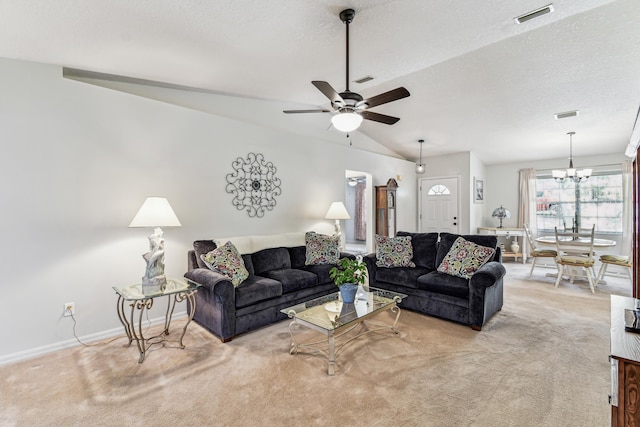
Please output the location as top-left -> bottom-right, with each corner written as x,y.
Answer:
420,177 -> 460,233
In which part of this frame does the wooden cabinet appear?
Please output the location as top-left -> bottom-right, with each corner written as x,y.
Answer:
375,178 -> 398,237
610,295 -> 640,426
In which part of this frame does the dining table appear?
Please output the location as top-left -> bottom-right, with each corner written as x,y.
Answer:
535,235 -> 617,248
535,235 -> 616,284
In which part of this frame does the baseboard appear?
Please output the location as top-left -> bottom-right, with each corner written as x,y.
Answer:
0,311 -> 187,366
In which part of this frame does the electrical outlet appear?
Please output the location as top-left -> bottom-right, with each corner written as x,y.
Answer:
63,302 -> 75,317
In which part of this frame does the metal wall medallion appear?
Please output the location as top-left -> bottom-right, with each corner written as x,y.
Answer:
226,153 -> 282,217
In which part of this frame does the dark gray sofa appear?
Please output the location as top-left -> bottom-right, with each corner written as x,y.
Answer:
363,231 -> 506,330
185,239 -> 350,342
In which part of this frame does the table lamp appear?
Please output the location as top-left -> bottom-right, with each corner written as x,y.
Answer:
129,197 -> 182,294
325,201 -> 351,237
491,205 -> 511,228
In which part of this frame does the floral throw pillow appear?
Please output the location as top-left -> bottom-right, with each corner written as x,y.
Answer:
305,231 -> 340,265
375,234 -> 416,268
201,241 -> 249,287
437,237 -> 496,279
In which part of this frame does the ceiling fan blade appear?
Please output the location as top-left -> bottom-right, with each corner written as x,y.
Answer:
283,109 -> 331,114
360,110 -> 400,125
312,81 -> 344,105
361,87 -> 410,109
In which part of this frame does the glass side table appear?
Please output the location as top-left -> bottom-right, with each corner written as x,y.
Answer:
113,277 -> 200,363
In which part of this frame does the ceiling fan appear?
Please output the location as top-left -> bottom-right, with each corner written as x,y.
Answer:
283,8 -> 410,133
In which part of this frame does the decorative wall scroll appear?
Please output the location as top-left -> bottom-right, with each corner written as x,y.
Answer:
226,153 -> 282,217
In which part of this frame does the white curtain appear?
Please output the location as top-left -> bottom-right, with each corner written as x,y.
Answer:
622,160 -> 633,256
519,168 -> 537,252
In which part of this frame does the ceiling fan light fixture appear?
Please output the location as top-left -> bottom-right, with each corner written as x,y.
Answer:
331,111 -> 363,132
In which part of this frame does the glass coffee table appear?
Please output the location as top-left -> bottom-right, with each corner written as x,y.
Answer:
281,286 -> 406,375
113,277 -> 200,363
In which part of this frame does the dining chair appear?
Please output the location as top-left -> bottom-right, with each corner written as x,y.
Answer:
523,223 -> 557,277
554,225 -> 597,293
597,253 -> 632,283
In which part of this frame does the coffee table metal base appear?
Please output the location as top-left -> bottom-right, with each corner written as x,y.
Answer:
286,304 -> 401,375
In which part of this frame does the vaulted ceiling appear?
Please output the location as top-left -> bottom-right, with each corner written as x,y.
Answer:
1,0 -> 639,164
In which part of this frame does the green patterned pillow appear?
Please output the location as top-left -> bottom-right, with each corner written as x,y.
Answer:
305,231 -> 340,265
375,234 -> 416,268
201,241 -> 249,287
437,237 -> 495,279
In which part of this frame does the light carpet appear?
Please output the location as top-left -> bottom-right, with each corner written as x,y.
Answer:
0,262 -> 632,427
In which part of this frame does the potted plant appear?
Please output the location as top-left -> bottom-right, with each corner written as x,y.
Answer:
329,255 -> 367,304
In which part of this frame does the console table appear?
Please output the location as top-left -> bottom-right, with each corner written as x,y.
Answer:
610,295 -> 640,426
477,227 -> 527,264
113,277 -> 200,363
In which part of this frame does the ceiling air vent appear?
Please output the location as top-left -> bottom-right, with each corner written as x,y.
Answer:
514,4 -> 554,24
554,110 -> 579,120
354,75 -> 374,84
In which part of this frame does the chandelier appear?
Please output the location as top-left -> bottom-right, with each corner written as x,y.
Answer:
552,132 -> 592,183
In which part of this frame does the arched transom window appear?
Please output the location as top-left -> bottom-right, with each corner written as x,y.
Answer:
428,184 -> 450,195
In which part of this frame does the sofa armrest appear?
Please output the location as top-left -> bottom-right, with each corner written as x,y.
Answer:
184,268 -> 235,302
363,253 -> 377,285
470,261 -> 506,288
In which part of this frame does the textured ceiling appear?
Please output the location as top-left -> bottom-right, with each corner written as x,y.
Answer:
1,0 -> 639,164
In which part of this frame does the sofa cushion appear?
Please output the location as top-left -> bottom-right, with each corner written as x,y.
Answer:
252,247 -> 291,275
305,231 -> 340,265
417,271 -> 470,299
201,241 -> 250,286
436,233 -> 498,267
437,237 -> 496,279
261,268 -> 318,293
376,266 -> 432,289
302,263 -> 335,285
235,275 -> 283,308
288,246 -> 307,269
193,240 -> 217,269
397,231 -> 439,269
375,234 -> 416,268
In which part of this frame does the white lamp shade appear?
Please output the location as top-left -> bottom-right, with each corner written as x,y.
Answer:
331,112 -> 363,132
129,197 -> 182,228
325,201 -> 351,220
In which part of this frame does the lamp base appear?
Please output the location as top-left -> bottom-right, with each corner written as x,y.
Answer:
140,227 -> 167,295
141,275 -> 167,295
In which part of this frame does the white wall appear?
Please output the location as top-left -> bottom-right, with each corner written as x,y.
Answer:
0,58 -> 416,362
469,152 -> 485,233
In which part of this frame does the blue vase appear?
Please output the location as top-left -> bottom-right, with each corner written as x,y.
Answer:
339,283 -> 358,304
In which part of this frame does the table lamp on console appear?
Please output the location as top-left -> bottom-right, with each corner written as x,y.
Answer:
129,197 -> 182,294
491,205 -> 511,228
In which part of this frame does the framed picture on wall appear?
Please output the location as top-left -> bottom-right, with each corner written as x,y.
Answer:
474,177 -> 484,203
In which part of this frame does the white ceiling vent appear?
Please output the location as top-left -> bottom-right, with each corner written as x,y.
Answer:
354,75 -> 374,84
554,110 -> 579,120
515,4 -> 554,24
